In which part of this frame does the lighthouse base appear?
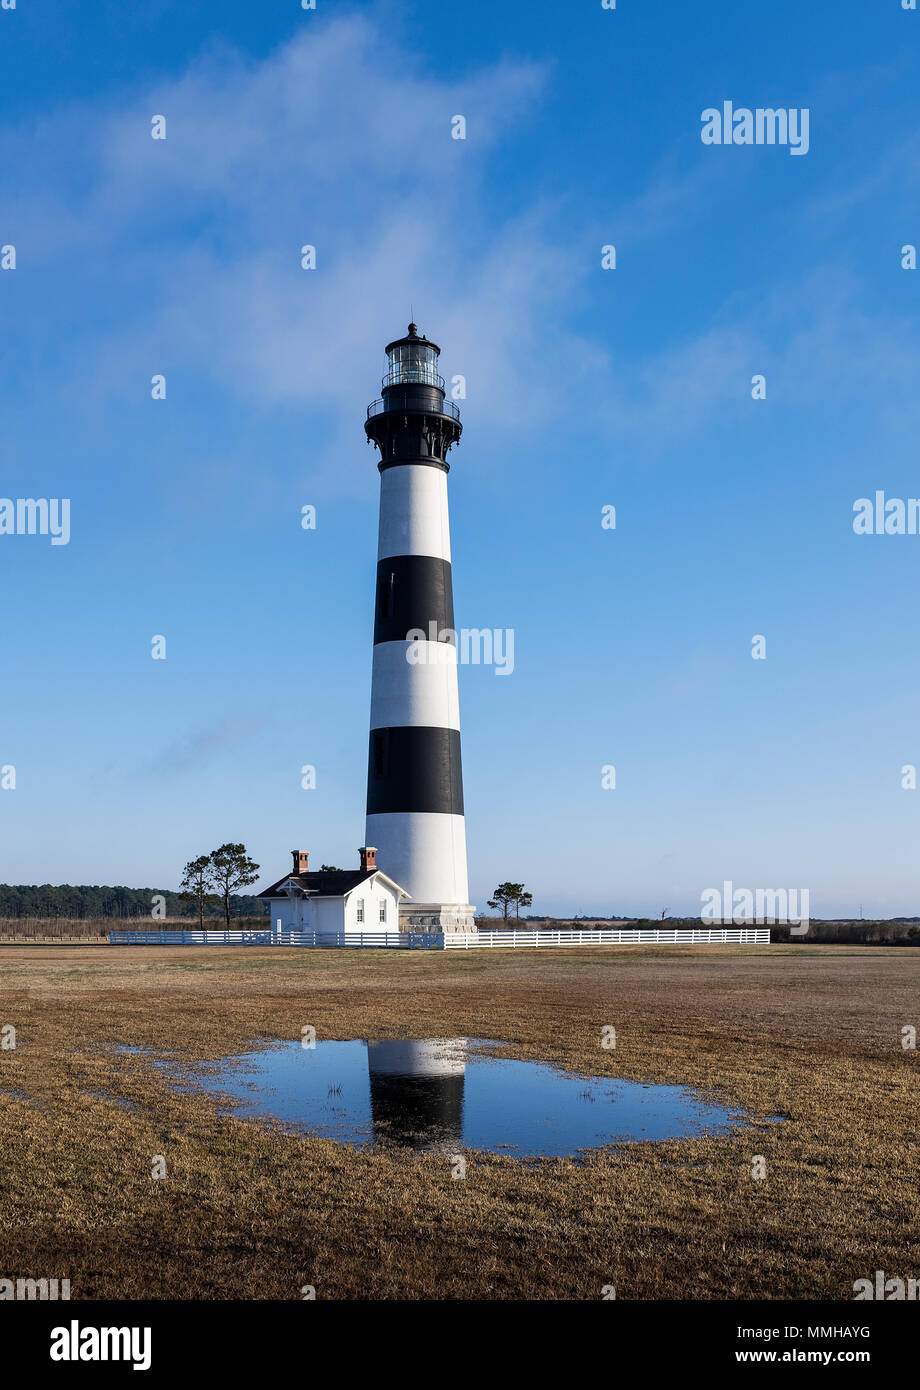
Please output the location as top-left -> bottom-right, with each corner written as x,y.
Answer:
398,902 -> 477,934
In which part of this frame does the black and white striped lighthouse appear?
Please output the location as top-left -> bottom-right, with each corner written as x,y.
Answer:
364,324 -> 475,933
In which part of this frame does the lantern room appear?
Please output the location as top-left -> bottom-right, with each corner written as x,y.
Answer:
383,323 -> 443,390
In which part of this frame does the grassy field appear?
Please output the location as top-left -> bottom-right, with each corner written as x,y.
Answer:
0,943 -> 916,1300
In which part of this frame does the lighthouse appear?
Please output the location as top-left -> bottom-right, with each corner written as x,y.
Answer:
364,324 -> 475,933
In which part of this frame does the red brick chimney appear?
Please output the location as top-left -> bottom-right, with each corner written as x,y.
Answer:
291,850 -> 309,876
359,846 -> 377,872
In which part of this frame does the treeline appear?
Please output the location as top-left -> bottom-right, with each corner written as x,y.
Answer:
520,916 -> 920,944
770,920 -> 920,945
0,884 -> 269,920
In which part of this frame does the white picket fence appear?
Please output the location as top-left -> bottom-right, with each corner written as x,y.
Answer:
110,929 -> 274,946
108,929 -> 439,949
109,926 -> 769,950
443,927 -> 771,948
273,931 -> 442,949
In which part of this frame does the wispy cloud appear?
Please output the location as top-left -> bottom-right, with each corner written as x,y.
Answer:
143,715 -> 266,776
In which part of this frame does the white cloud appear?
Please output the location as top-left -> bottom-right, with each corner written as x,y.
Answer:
6,13 -> 919,485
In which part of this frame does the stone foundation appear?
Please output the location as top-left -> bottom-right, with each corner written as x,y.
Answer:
398,902 -> 477,934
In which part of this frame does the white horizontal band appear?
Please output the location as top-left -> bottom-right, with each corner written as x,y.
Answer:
365,811 -> 469,905
369,640 -> 460,731
377,464 -> 451,562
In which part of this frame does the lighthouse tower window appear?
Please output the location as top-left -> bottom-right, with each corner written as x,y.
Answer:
376,573 -> 394,622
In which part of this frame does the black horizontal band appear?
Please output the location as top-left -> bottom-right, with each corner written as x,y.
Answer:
373,555 -> 454,645
368,1075 -> 464,1140
366,726 -> 464,816
378,457 -> 449,474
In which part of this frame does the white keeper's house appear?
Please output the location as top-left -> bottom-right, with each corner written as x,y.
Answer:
258,847 -> 410,933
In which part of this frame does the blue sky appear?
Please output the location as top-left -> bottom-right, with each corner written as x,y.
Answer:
1,0 -> 919,917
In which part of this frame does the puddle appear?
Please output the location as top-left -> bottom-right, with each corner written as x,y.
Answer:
164,1038 -> 747,1157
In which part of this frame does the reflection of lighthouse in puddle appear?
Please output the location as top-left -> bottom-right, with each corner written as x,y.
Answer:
366,1039 -> 466,1152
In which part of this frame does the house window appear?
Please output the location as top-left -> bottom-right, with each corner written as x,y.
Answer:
356,898 -> 364,923
379,898 -> 387,923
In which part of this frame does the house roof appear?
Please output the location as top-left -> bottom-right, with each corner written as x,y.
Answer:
258,869 -> 410,900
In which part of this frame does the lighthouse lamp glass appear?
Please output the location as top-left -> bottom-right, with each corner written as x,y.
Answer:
385,342 -> 441,388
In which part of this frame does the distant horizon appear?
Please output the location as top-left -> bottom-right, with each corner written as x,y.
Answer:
0,878 -> 916,926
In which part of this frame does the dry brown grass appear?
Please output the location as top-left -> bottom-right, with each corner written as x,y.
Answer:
0,943 -> 916,1300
